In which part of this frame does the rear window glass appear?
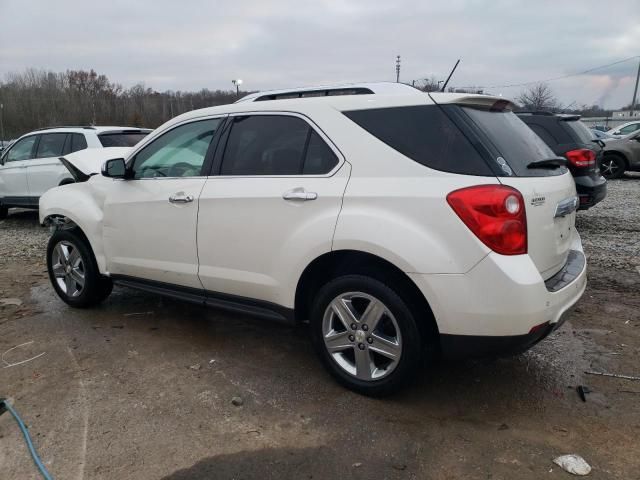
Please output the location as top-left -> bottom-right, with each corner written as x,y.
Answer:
563,120 -> 593,144
343,105 -> 492,176
461,107 -> 564,177
99,131 -> 149,147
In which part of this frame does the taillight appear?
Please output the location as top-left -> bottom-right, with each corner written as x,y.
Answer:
565,149 -> 596,168
447,185 -> 527,255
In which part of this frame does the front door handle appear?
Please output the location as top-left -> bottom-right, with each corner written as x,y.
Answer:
169,192 -> 194,204
282,188 -> 317,201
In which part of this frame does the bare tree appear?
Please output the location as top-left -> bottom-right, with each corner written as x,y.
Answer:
516,83 -> 559,111
0,68 -> 247,139
414,76 -> 441,92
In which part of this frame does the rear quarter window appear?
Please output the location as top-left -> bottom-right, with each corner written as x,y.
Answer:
343,105 -> 493,176
99,132 -> 149,147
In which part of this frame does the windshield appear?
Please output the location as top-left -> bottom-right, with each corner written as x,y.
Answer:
461,106 -> 565,177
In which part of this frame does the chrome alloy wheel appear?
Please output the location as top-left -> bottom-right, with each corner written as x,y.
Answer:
51,241 -> 85,297
600,158 -> 620,178
322,292 -> 402,381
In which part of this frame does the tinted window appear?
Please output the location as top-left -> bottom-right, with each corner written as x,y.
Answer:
303,130 -> 338,174
6,136 -> 37,162
132,119 -> 220,179
461,107 -> 563,177
70,133 -> 88,153
618,124 -> 640,135
344,105 -> 492,176
529,124 -> 557,147
563,120 -> 593,144
99,131 -> 149,147
36,133 -> 67,158
221,116 -> 309,175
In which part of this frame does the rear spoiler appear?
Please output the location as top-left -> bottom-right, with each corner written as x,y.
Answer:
59,157 -> 91,182
428,93 -> 516,111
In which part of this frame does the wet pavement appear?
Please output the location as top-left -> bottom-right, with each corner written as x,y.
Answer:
1,177 -> 640,479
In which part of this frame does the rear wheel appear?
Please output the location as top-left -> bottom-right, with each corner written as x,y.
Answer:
310,275 -> 422,396
600,154 -> 626,179
47,229 -> 112,308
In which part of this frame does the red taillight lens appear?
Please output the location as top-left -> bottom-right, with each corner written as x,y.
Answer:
565,149 -> 596,167
447,185 -> 527,255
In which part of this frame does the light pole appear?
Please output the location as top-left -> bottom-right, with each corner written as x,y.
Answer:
395,56 -> 401,83
232,79 -> 243,99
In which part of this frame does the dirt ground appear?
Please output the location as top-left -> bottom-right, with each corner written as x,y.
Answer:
1,177 -> 639,480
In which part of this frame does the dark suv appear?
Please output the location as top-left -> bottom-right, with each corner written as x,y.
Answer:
517,112 -> 606,210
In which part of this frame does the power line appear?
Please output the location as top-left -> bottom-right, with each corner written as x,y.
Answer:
456,55 -> 640,90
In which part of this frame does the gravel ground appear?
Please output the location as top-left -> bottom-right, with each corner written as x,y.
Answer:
1,178 -> 640,479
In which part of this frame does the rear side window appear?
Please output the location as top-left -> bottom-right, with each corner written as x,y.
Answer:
36,133 -> 67,158
461,107 -> 563,177
221,115 -> 338,176
70,133 -> 88,153
343,105 -> 492,176
99,131 -> 149,147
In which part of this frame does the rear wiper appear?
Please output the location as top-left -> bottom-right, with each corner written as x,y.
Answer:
527,157 -> 568,169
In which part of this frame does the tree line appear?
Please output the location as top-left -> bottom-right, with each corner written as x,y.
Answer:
0,69 -> 246,140
1,68 -> 629,140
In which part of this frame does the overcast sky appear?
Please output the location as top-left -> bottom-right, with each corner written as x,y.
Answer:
1,0 -> 639,109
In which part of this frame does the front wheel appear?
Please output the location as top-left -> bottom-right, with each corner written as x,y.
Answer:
47,229 -> 113,308
310,275 -> 422,396
600,155 -> 626,179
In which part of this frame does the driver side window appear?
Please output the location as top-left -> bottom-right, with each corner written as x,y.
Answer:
131,118 -> 221,179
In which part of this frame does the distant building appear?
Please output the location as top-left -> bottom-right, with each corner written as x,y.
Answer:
611,110 -> 640,119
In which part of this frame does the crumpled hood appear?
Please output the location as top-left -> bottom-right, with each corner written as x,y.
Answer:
59,147 -> 131,181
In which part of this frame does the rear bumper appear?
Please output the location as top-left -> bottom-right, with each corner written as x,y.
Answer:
574,174 -> 607,210
409,234 -> 587,359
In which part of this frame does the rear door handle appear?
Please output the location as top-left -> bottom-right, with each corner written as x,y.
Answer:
282,188 -> 317,201
169,192 -> 194,204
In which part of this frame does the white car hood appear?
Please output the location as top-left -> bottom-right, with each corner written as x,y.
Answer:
60,147 -> 131,179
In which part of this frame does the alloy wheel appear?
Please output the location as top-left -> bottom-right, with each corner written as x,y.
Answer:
600,158 -> 620,178
322,292 -> 402,381
51,241 -> 86,297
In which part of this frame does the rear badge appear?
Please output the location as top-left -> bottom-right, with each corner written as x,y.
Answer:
531,195 -> 546,206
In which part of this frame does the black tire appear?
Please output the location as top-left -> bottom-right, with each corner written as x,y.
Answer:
47,229 -> 113,308
0,205 -> 7,220
600,154 -> 626,180
309,274 -> 422,396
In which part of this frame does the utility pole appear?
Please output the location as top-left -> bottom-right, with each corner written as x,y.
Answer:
0,103 -> 4,146
630,58 -> 640,116
395,56 -> 401,83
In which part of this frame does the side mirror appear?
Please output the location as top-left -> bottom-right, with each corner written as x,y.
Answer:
101,158 -> 127,178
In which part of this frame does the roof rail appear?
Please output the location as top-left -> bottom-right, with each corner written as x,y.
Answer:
252,87 -> 374,102
32,125 -> 97,131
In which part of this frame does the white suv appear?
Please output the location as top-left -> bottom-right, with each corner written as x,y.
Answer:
39,87 -> 587,395
0,126 -> 151,218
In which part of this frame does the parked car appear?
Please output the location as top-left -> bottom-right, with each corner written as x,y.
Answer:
600,130 -> 640,179
607,120 -> 640,138
40,87 -> 586,395
516,112 -> 606,209
591,128 -> 615,140
0,126 -> 151,218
